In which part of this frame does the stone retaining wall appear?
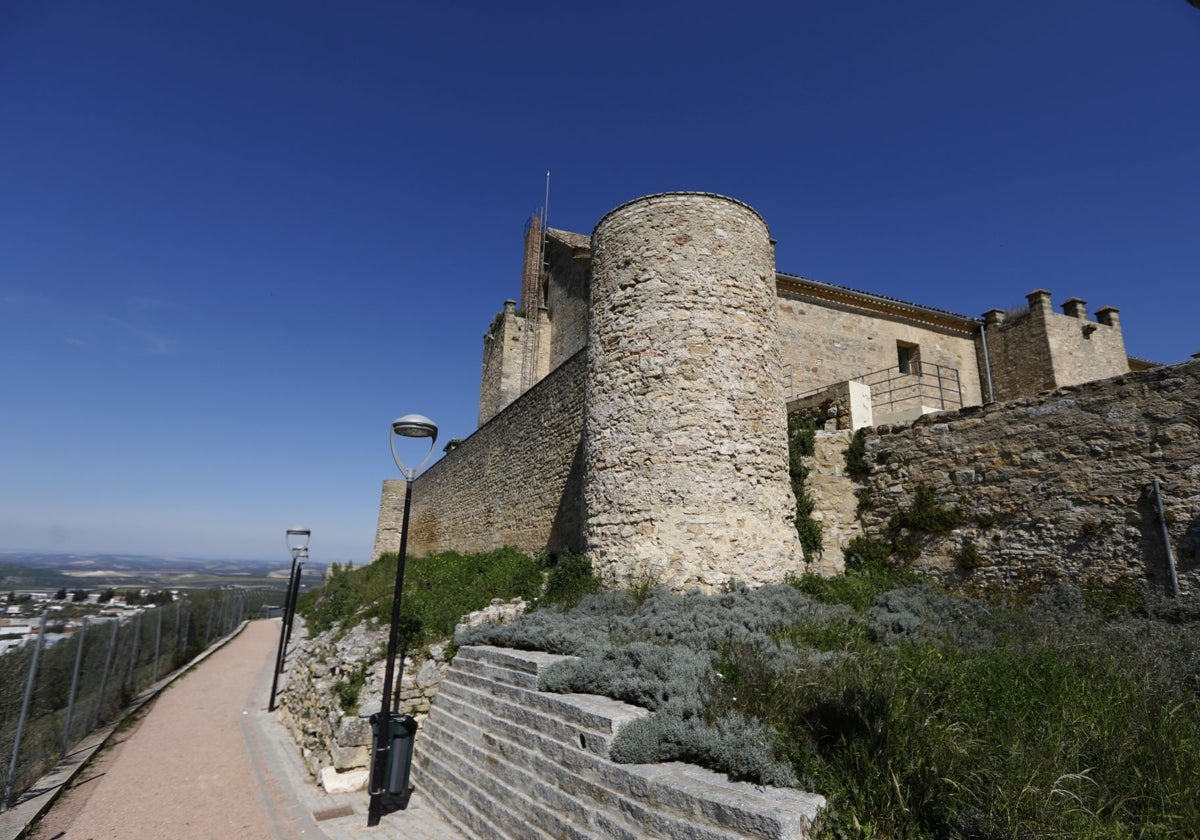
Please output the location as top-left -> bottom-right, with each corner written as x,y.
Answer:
855,360 -> 1200,593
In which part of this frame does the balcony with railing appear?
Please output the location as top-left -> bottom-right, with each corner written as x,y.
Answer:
785,360 -> 963,430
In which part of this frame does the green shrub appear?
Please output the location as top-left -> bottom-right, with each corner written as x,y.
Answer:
889,483 -> 968,536
842,536 -> 891,573
334,664 -> 368,713
542,553 -> 601,609
297,547 -> 545,648
844,428 -> 869,478
787,414 -> 823,557
954,538 -> 986,571
887,483 -> 968,563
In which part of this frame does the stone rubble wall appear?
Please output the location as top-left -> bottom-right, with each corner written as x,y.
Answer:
278,619 -> 449,789
278,600 -> 526,793
854,360 -> 1200,593
803,431 -> 863,577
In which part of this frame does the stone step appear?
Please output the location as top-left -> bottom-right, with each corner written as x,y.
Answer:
416,712 -> 601,840
417,739 -> 566,840
422,662 -> 821,839
453,644 -> 573,690
416,646 -> 825,839
423,701 -> 753,840
452,646 -> 649,740
445,665 -> 647,756
422,700 -> 816,840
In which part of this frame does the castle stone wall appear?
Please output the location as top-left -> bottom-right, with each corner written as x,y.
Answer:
584,193 -> 803,590
478,301 -> 529,426
406,350 -> 586,558
855,360 -> 1200,594
544,231 -> 591,371
371,478 -> 407,561
982,290 -> 1128,403
776,285 -> 985,408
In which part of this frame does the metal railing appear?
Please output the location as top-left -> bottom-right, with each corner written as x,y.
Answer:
785,361 -> 963,417
856,361 -> 963,415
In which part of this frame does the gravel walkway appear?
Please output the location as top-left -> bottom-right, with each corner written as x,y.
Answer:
29,619 -> 464,840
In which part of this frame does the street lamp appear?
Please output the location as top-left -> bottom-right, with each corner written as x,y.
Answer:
268,527 -> 310,712
367,414 -> 437,826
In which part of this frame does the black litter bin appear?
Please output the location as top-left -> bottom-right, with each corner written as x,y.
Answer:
370,712 -> 419,796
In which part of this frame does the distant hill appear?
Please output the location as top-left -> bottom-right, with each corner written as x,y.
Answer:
0,551 -> 326,590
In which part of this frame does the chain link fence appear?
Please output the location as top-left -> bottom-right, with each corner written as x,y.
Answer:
1,588 -> 284,810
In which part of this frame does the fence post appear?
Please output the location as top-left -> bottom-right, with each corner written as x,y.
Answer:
152,608 -> 163,683
205,599 -> 215,645
936,364 -> 946,409
2,612 -> 49,811
61,617 -> 89,758
179,601 -> 190,654
125,612 -> 142,691
91,620 -> 119,731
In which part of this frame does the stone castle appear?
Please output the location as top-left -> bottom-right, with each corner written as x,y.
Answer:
374,192 -> 1196,593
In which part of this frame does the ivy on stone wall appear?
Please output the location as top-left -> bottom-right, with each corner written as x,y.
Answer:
888,484 -> 969,563
787,414 -> 823,557
845,428 -> 870,478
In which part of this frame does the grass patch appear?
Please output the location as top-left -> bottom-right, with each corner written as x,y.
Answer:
297,547 -> 603,649
297,547 -> 555,648
334,664 -> 369,713
788,538 -> 916,612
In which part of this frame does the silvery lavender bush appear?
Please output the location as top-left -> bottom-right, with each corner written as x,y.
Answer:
866,581 -> 996,650
455,581 -> 855,787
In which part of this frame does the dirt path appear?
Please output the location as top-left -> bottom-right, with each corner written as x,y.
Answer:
31,621 -> 280,840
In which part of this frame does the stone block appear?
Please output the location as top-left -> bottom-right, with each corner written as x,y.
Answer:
335,715 -> 371,746
320,766 -> 369,794
330,742 -> 369,771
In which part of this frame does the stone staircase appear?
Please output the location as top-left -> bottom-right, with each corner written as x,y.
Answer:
413,645 -> 825,840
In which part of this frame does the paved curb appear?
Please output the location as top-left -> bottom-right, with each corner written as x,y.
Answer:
0,620 -> 252,840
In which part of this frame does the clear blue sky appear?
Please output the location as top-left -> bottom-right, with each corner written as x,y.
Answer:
3,1 -> 1197,565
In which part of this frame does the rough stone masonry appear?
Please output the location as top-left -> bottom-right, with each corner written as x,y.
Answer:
584,193 -> 803,589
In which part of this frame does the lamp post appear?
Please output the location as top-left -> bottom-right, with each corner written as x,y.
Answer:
367,413 -> 437,827
269,527 -> 309,712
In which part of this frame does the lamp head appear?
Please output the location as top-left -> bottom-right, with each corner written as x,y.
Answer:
286,528 -> 311,551
390,413 -> 438,479
391,414 -> 438,439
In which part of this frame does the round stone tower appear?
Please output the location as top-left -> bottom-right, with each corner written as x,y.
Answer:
584,192 -> 803,590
